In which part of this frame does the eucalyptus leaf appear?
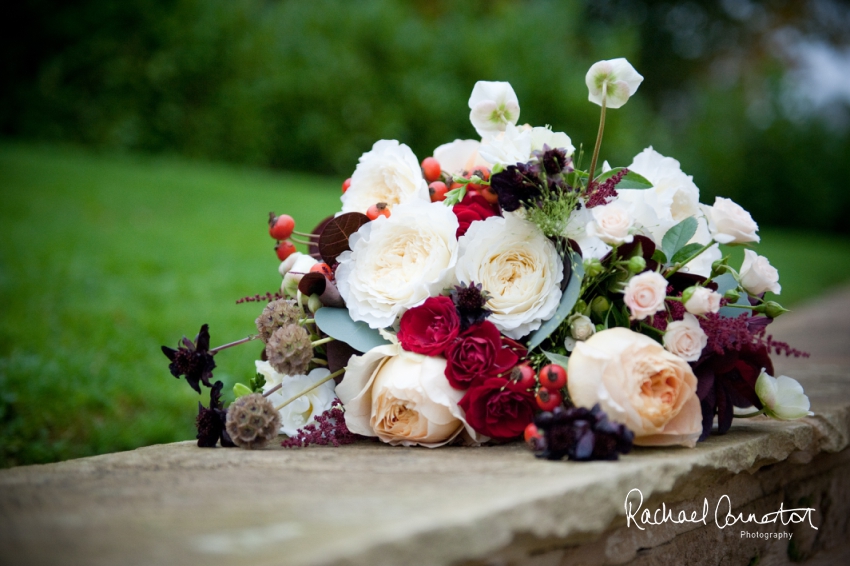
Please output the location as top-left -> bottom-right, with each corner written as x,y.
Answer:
661,217 -> 698,259
314,307 -> 391,353
527,251 -> 585,351
670,242 -> 705,265
543,350 -> 571,371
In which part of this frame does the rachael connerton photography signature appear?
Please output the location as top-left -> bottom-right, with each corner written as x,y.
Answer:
624,488 -> 818,531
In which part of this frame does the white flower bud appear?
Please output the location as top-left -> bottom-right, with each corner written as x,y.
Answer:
755,371 -> 813,420
568,314 -> 596,341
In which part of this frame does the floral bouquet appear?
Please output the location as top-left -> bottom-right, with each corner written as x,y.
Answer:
162,58 -> 812,461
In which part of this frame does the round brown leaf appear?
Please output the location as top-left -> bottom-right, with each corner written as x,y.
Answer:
318,212 -> 370,265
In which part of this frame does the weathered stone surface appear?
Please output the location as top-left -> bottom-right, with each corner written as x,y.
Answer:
1,287 -> 849,566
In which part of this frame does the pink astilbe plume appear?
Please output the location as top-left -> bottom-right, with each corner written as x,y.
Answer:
281,400 -> 357,448
236,291 -> 285,304
586,167 -> 627,208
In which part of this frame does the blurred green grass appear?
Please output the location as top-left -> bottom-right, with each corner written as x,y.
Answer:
2,142 -> 849,468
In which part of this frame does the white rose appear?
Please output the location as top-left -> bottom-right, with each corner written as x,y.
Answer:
623,271 -> 668,320
257,362 -> 337,437
530,126 -> 575,155
280,253 -> 319,296
468,81 -> 520,138
755,371 -> 813,420
455,213 -> 563,339
568,328 -> 702,447
683,286 -> 722,315
616,147 -> 701,243
586,201 -> 635,245
563,204 -> 611,260
336,200 -> 459,329
585,58 -> 644,109
706,197 -> 760,245
335,343 -> 483,447
739,249 -> 781,295
341,139 -> 429,215
569,314 -> 596,341
662,313 -> 708,362
478,123 -> 532,166
432,139 -> 489,174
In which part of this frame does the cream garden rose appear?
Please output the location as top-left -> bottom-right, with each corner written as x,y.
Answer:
623,271 -> 668,320
568,328 -> 703,447
432,139 -> 488,174
739,250 -> 781,295
336,343 -> 483,447
586,201 -> 634,245
455,213 -> 563,339
256,362 -> 337,437
707,197 -> 760,245
336,200 -> 459,329
662,313 -> 708,362
341,139 -> 429,214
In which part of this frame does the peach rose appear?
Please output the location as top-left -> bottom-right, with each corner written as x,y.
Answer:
335,343 -> 484,447
568,328 -> 702,447
623,271 -> 668,320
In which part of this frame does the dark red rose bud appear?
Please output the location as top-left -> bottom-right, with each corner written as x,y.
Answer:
445,321 -> 518,389
397,296 -> 460,356
459,377 -> 537,440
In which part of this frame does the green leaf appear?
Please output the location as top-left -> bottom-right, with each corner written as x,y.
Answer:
651,249 -> 668,264
443,186 -> 467,206
670,242 -> 705,265
661,217 -> 698,259
233,383 -> 252,399
617,171 -> 653,189
314,307 -> 391,353
611,303 -> 631,328
543,350 -> 570,371
527,251 -> 585,351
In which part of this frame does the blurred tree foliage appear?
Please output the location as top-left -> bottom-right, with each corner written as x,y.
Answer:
3,0 -> 850,231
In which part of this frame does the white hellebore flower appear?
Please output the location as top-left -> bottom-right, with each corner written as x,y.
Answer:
623,271 -> 668,320
683,286 -> 722,315
455,213 -> 563,339
530,126 -> 575,156
336,200 -> 459,329
280,252 -> 319,297
341,139 -> 429,215
755,371 -> 813,420
586,201 -> 635,245
468,81 -> 520,138
662,313 -> 708,362
480,124 -> 574,167
706,197 -> 760,245
432,139 -> 489,175
256,361 -> 337,437
585,58 -> 644,109
740,250 -> 781,295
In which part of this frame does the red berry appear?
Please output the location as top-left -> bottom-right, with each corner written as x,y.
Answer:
523,422 -> 541,444
539,364 -> 567,390
275,240 -> 297,261
366,202 -> 391,220
536,388 -> 562,411
342,177 -> 352,193
513,364 -> 536,390
429,181 -> 449,202
310,262 -> 333,278
421,157 -> 441,184
481,186 -> 499,204
269,213 -> 295,240
449,182 -> 463,191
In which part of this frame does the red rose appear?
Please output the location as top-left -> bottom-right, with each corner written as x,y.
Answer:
459,377 -> 536,440
397,296 -> 460,356
452,193 -> 499,238
445,321 -> 518,389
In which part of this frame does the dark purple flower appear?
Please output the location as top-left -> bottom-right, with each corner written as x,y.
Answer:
534,404 -> 634,461
490,162 -> 544,212
195,381 -> 235,448
161,324 -> 216,393
449,281 -> 492,329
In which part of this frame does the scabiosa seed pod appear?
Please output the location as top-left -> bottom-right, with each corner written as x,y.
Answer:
266,324 -> 313,376
225,393 -> 281,449
255,299 -> 302,344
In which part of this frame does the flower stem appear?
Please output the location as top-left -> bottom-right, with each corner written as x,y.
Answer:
262,383 -> 282,397
274,368 -> 345,411
311,336 -> 335,347
293,230 -> 319,239
209,335 -> 258,354
299,318 -> 315,325
735,407 -> 766,418
640,322 -> 665,336
311,358 -> 328,366
665,241 -> 714,277
586,98 -> 607,193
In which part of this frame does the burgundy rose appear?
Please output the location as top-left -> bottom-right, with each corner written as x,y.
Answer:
459,377 -> 536,440
397,296 -> 460,356
445,321 -> 518,389
452,193 -> 499,238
